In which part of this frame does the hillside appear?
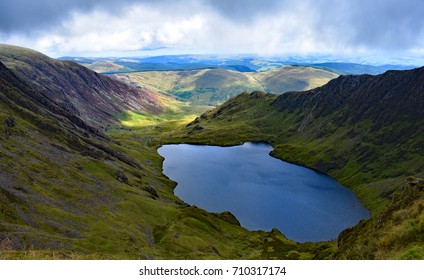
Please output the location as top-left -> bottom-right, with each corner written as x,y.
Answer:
114,66 -> 337,105
0,44 -> 163,128
0,59 -> 164,257
255,66 -> 337,93
178,68 -> 424,258
0,45 -> 326,259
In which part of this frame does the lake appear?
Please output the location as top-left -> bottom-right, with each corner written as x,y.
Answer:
158,142 -> 370,242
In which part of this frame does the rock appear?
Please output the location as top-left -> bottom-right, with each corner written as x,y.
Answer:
216,211 -> 241,226
193,124 -> 204,131
114,171 -> 129,184
5,116 -> 15,128
143,186 -> 159,199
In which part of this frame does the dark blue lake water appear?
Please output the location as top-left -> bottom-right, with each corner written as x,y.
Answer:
158,142 -> 369,242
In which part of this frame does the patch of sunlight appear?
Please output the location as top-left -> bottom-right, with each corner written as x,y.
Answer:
120,110 -> 203,128
307,77 -> 336,90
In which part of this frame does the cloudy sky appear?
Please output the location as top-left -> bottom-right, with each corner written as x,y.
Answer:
1,0 -> 424,63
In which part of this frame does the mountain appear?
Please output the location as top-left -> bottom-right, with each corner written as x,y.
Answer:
0,44 -> 162,128
114,66 -> 338,105
1,44 -> 327,259
181,67 -> 424,258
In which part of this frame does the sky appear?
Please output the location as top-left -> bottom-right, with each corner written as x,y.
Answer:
1,0 -> 424,64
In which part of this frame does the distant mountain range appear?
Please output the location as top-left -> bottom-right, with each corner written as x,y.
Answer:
60,54 -> 417,75
303,62 -> 414,75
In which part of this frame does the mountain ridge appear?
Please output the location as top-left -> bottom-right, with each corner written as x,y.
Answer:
0,44 -> 164,128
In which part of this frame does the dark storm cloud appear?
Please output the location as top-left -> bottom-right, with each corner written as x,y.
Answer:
0,0 -> 292,33
208,0 -> 424,50
343,0 -> 424,49
202,0 -> 285,22
0,0 -> 146,33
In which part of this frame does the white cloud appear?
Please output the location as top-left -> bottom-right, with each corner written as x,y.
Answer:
16,4 -> 208,56
1,0 -> 424,63
157,16 -> 205,46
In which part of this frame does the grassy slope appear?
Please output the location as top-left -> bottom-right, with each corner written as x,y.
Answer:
254,66 -> 338,93
113,66 -> 338,105
335,177 -> 424,259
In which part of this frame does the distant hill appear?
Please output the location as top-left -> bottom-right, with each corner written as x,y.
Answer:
114,66 -> 338,105
254,66 -> 337,93
307,62 -> 414,75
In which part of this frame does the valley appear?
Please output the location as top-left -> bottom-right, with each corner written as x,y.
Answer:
112,66 -> 337,105
0,44 -> 423,260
